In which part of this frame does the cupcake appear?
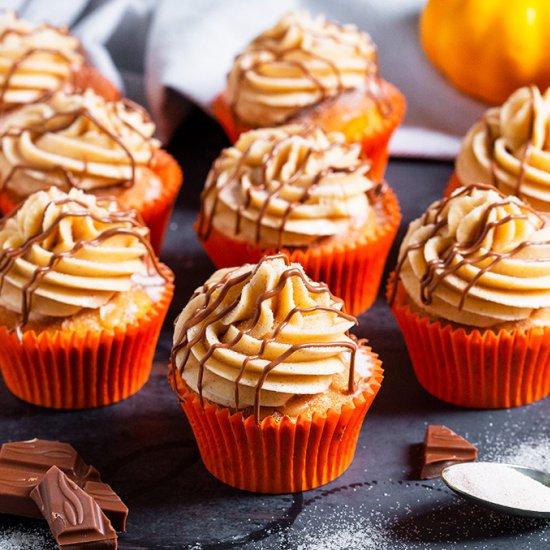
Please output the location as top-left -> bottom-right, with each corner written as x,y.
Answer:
196,124 -> 400,315
389,183 -> 550,408
0,11 -> 118,114
0,89 -> 183,253
170,254 -> 383,493
0,186 -> 174,409
213,11 -> 405,181
449,86 -> 550,213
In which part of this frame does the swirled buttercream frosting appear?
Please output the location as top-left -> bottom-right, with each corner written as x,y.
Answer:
456,86 -> 550,212
0,186 -> 163,333
172,255 -> 372,421
0,11 -> 83,111
198,125 -> 377,248
0,88 -> 160,194
227,11 -> 379,127
393,184 -> 550,328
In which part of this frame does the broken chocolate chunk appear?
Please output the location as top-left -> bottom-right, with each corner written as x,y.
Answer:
30,466 -> 117,549
420,425 -> 477,479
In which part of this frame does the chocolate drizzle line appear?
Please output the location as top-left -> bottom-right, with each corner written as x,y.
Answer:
0,13 -> 83,114
230,15 -> 392,125
389,183 -> 546,311
170,254 -> 362,424
0,99 -> 155,193
197,126 -> 378,247
483,85 -> 537,199
0,196 -> 166,340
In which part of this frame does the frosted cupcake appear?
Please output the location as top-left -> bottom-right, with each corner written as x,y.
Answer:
171,255 -> 383,493
0,11 -> 118,114
389,184 -> 550,408
214,11 -> 405,180
449,86 -> 550,212
0,186 -> 174,408
197,124 -> 400,315
0,89 -> 182,252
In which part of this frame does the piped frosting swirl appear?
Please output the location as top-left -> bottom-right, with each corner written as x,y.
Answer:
0,88 -> 160,195
393,184 -> 550,328
0,186 -> 163,334
0,12 -> 83,111
456,86 -> 550,212
172,255 -> 364,421
227,11 -> 379,127
198,124 -> 376,248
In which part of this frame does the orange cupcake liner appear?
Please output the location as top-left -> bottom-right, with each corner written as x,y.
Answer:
71,64 -> 121,102
445,172 -> 464,197
0,150 -> 183,255
198,186 -> 401,316
133,149 -> 183,254
387,273 -> 550,408
212,80 -> 406,181
0,265 -> 174,409
170,350 -> 383,493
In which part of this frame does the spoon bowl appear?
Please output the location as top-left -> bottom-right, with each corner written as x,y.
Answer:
441,462 -> 550,519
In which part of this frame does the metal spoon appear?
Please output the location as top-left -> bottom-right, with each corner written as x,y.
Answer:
441,462 -> 550,519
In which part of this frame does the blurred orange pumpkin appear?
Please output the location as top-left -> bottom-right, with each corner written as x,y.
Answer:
420,0 -> 550,104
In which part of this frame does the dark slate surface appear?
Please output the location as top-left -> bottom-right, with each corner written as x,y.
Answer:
1,110 -> 549,549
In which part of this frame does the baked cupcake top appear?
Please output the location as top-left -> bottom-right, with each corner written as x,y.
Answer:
197,124 -> 380,248
0,186 -> 166,336
0,11 -> 83,112
456,86 -> 550,212
0,88 -> 160,196
392,184 -> 550,328
172,255 -> 374,422
227,11 -> 380,127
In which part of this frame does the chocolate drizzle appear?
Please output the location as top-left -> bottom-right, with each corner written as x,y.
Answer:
482,85 -> 537,200
171,254 -> 362,424
0,96 -> 156,194
0,15 -> 82,114
197,125 -> 379,248
0,194 -> 167,339
229,13 -> 392,126
390,183 -> 547,310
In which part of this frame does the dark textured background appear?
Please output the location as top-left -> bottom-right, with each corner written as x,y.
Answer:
1,110 -> 549,549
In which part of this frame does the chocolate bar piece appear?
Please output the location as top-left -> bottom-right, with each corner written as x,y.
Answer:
31,466 -> 117,549
0,466 -> 42,517
0,439 -> 127,530
0,439 -> 101,482
420,425 -> 478,479
83,481 -> 128,532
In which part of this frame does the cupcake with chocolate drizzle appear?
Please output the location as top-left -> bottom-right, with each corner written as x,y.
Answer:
171,254 -> 383,493
213,11 -> 405,180
0,186 -> 174,409
0,88 -> 183,252
448,86 -> 550,213
0,11 -> 118,114
197,124 -> 400,315
389,183 -> 550,408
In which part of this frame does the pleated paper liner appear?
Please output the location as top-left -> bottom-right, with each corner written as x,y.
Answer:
170,352 -> 383,494
125,149 -> 184,254
71,64 -> 120,102
212,80 -> 406,181
0,150 -> 183,255
445,172 -> 464,197
387,273 -> 550,408
198,186 -> 401,316
0,265 -> 174,409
